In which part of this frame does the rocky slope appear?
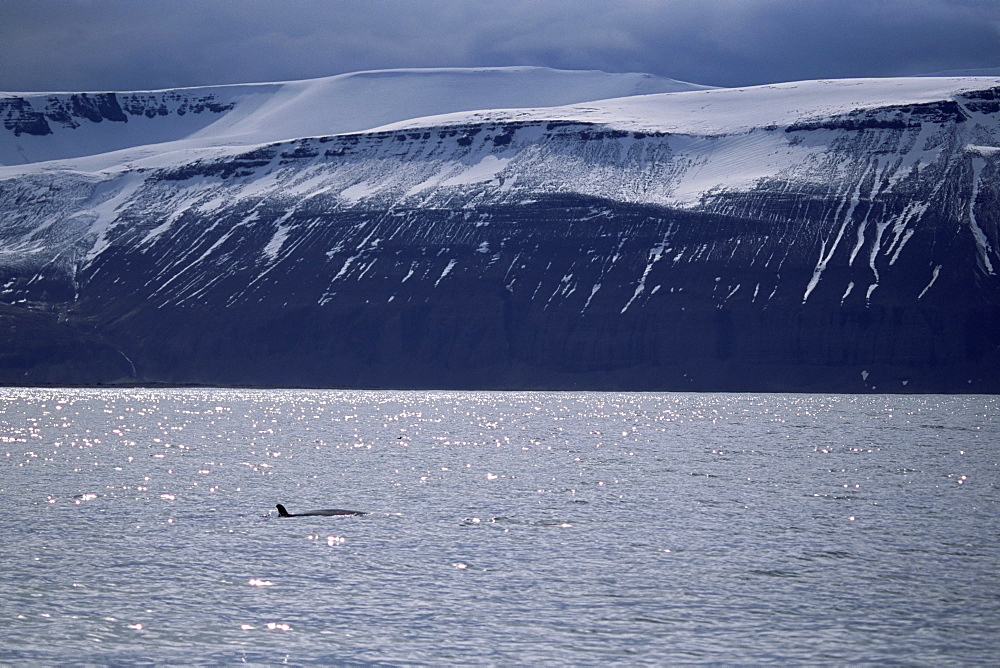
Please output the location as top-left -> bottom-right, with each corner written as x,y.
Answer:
1,69 -> 997,391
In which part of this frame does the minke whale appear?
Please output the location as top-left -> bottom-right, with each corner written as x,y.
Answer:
275,503 -> 367,517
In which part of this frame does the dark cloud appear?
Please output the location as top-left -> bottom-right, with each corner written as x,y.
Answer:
2,0 -> 998,91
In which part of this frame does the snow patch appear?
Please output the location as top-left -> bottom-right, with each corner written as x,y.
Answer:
918,265 -> 942,299
968,157 -> 997,275
340,182 -> 380,203
332,256 -> 358,281
582,283 -> 601,312
803,164 -> 870,302
263,225 -> 291,262
441,155 -> 510,187
621,242 -> 667,313
435,259 -> 457,287
840,281 -> 854,305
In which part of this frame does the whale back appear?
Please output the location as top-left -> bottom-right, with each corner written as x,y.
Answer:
275,503 -> 366,517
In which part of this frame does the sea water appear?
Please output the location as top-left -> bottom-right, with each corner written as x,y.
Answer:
0,388 -> 997,665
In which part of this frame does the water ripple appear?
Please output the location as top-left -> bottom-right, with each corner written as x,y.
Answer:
0,389 -> 997,664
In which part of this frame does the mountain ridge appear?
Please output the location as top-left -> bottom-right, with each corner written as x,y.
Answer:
0,67 -> 710,167
1,68 -> 998,391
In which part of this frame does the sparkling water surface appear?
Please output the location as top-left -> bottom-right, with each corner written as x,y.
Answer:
1,389 -> 997,665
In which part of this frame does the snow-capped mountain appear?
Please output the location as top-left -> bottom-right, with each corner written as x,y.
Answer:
1,67 -> 708,166
1,67 -> 997,391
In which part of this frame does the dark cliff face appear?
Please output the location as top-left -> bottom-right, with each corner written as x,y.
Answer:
0,91 -> 235,137
1,89 -> 999,391
72,195 -> 997,392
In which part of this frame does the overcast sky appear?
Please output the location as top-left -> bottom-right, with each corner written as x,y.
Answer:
2,0 -> 999,92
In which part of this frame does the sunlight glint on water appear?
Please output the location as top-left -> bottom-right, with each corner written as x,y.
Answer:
0,389 -> 997,664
